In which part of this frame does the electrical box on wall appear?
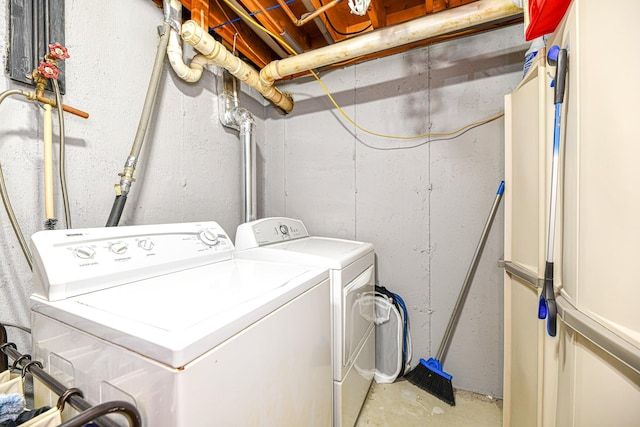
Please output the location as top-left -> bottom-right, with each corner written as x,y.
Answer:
9,0 -> 65,92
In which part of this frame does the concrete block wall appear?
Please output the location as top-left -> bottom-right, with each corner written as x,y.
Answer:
262,24 -> 528,397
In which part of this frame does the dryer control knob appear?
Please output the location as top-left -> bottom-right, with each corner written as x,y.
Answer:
109,242 -> 128,255
74,246 -> 95,260
199,229 -> 219,246
138,238 -> 154,251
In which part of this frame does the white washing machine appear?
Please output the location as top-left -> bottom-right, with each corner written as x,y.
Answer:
29,221 -> 332,427
235,217 -> 375,427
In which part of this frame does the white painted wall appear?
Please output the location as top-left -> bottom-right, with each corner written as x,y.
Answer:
0,0 -> 261,352
262,24 -> 528,397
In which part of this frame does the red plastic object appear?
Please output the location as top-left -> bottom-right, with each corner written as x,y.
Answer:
525,0 -> 572,41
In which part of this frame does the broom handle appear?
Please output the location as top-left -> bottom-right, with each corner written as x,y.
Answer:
436,181 -> 504,361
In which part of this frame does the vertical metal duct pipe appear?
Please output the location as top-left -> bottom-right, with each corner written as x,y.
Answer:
167,6 -> 259,222
237,109 -> 257,222
218,70 -> 257,223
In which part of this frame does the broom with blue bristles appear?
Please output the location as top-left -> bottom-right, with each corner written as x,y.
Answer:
405,181 -> 504,406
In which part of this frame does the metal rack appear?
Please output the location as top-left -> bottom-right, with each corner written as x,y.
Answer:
0,323 -> 142,427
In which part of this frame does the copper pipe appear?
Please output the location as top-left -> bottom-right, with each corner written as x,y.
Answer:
36,95 -> 89,119
276,0 -> 342,27
298,0 -> 341,26
34,77 -> 89,119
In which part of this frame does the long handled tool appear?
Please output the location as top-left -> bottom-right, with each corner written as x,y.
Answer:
538,45 -> 568,337
405,180 -> 505,406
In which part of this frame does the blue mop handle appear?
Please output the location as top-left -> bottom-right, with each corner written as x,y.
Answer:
538,46 -> 568,338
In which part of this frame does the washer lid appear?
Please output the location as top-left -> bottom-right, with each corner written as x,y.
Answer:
31,259 -> 328,368
235,237 -> 373,269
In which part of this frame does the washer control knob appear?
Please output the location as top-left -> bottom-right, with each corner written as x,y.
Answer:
74,246 -> 95,260
279,225 -> 289,235
138,238 -> 154,251
109,242 -> 128,255
199,229 -> 219,246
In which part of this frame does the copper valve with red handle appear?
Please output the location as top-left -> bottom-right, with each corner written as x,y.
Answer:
31,43 -> 89,119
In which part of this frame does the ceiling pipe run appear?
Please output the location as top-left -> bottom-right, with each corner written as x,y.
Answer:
260,0 -> 522,85
181,20 -> 294,112
179,0 -> 521,113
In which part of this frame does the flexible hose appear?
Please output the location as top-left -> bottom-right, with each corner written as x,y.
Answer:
0,90 -> 33,270
129,22 -> 170,161
52,79 -> 71,229
106,194 -> 127,228
106,22 -> 171,226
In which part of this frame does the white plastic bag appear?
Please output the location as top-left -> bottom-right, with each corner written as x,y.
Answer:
373,293 -> 403,383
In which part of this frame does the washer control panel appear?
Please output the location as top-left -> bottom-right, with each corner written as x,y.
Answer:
235,217 -> 309,250
31,221 -> 233,301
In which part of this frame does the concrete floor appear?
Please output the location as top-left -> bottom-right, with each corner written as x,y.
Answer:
355,379 -> 503,427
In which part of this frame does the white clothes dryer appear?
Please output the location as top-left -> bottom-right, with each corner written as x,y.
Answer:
235,217 -> 375,427
29,221 -> 332,427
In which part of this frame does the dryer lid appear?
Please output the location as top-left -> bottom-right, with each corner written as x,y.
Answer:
236,237 -> 373,269
235,217 -> 373,269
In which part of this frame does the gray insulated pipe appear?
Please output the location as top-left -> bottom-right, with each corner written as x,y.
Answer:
106,21 -> 171,227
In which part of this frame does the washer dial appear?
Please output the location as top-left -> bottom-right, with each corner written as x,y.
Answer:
73,246 -> 95,260
199,229 -> 219,246
138,238 -> 154,251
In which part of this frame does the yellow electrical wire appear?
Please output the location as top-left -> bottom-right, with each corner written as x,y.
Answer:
220,0 -> 504,141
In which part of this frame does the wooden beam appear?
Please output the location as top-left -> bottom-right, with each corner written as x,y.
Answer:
425,0 -> 434,14
367,0 -> 386,29
447,0 -> 479,8
146,1 -> 275,67
190,0 -> 210,28
237,0 -> 311,51
208,1 -> 278,67
386,4 -> 426,26
344,21 -> 373,35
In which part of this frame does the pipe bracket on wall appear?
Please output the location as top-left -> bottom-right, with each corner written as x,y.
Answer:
9,0 -> 66,93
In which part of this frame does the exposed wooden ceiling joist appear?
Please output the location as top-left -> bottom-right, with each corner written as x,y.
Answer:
151,0 -> 523,78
